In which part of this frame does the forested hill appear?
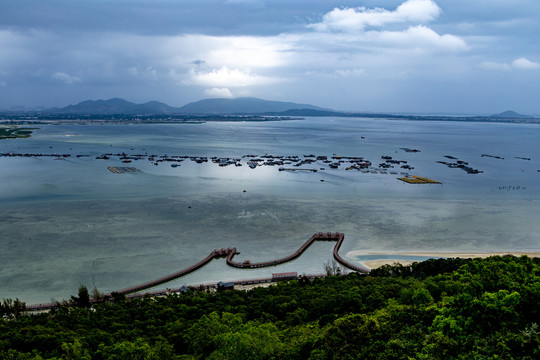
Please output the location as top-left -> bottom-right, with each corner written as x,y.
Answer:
1,255 -> 539,359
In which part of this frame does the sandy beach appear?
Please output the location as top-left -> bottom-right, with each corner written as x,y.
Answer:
359,252 -> 540,269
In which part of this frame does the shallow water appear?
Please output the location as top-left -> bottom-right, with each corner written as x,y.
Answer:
1,117 -> 539,303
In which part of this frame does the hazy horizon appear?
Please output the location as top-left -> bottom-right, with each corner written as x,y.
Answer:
1,96 -> 537,118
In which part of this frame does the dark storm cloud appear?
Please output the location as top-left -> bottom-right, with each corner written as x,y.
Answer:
1,0 -> 360,36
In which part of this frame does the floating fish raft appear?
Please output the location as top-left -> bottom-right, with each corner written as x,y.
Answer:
108,166 -> 140,174
397,175 -> 441,184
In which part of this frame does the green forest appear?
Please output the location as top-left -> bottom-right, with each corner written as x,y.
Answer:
1,255 -> 539,359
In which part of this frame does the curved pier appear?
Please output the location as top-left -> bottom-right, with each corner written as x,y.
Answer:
226,232 -> 369,273
25,232 -> 369,311
120,232 -> 368,294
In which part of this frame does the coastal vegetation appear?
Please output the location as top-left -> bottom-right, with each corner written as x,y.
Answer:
1,255 -> 539,359
0,126 -> 35,140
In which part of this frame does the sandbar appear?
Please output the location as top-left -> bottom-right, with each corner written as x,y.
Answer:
356,251 -> 540,269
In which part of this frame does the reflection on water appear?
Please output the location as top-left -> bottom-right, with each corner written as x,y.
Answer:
1,117 -> 539,303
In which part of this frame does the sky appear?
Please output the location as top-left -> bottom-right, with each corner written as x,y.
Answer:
1,0 -> 539,114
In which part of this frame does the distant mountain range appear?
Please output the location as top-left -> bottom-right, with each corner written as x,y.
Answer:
7,98 -> 535,122
46,97 -> 327,115
179,97 -> 327,114
52,98 -> 177,115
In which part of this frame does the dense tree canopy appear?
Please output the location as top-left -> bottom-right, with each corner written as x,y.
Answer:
1,255 -> 539,359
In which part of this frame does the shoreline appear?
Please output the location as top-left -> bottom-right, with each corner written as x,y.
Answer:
24,252 -> 540,310
357,251 -> 540,269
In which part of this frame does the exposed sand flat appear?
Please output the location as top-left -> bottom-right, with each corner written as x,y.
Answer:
234,282 -> 276,291
390,251 -> 540,258
361,251 -> 540,258
358,252 -> 540,269
363,260 -> 416,269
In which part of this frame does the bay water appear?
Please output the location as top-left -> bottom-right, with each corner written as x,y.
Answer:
1,117 -> 539,303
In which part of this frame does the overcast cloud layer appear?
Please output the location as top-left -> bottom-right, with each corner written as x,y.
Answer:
1,0 -> 539,114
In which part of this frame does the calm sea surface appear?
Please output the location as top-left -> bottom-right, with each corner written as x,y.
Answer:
1,117 -> 539,303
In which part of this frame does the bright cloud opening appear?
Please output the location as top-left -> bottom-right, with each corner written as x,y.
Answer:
186,67 -> 280,87
204,87 -> 234,98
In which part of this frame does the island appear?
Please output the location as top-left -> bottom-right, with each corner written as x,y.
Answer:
0,126 -> 35,140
